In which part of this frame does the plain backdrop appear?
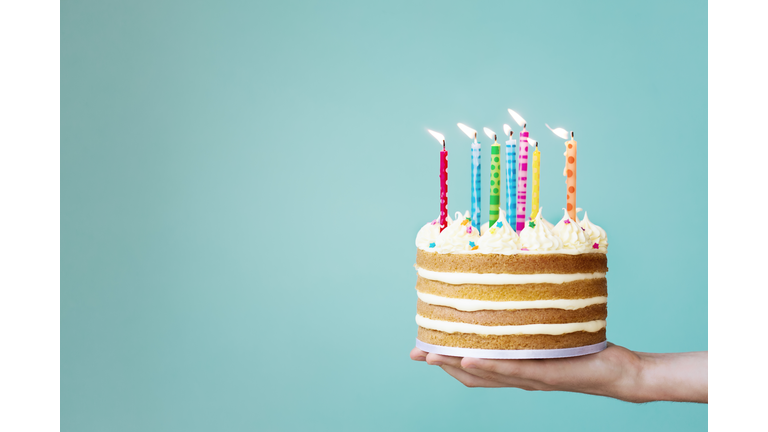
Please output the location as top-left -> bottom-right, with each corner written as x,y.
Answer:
61,0 -> 707,430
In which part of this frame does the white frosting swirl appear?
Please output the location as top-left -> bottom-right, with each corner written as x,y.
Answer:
579,211 -> 608,252
433,211 -> 480,253
415,214 -> 453,250
540,214 -> 555,231
552,208 -> 590,251
519,208 -> 564,251
477,210 -> 521,254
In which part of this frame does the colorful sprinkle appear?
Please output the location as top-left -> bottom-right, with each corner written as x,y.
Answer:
431,220 -> 437,225
466,226 -> 473,234
471,245 -> 479,250
564,219 -> 571,224
461,219 -> 469,226
582,227 -> 586,231
593,243 -> 599,249
469,241 -> 476,248
528,221 -> 536,228
495,221 -> 503,228
521,247 -> 529,251
489,227 -> 497,234
429,242 -> 436,248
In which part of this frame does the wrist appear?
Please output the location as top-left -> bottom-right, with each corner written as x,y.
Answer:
635,351 -> 708,403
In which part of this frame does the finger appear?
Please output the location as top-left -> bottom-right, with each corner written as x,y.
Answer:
457,358 -> 549,390
410,347 -> 428,362
425,352 -> 463,367
462,357 -> 547,382
440,365 -> 507,388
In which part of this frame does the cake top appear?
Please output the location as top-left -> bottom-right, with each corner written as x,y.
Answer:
416,207 -> 607,255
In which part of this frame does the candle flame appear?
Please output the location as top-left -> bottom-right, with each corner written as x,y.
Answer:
507,109 -> 526,127
483,127 -> 496,141
457,123 -> 477,140
545,124 -> 570,140
503,124 -> 513,137
427,129 -> 445,145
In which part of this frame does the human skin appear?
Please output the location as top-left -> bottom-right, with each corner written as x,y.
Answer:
410,343 -> 707,403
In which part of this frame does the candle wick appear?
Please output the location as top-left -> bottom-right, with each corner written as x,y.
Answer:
442,140 -> 446,150
524,123 -> 527,130
494,134 -> 497,141
571,131 -> 574,138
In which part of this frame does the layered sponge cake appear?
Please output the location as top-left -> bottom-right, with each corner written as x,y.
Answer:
414,208 -> 608,353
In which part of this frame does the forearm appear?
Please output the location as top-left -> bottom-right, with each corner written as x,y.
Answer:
635,351 -> 708,403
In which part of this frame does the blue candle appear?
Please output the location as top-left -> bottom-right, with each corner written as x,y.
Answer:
458,123 -> 481,230
503,124 -> 516,227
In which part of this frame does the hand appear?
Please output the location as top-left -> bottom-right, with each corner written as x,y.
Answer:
410,343 -> 707,403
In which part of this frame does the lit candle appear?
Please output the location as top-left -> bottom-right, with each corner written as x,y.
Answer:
546,124 -> 576,220
458,123 -> 480,230
503,124 -> 516,227
508,109 -> 528,232
530,138 -> 540,220
484,127 -> 500,227
564,132 -> 577,220
427,129 -> 448,231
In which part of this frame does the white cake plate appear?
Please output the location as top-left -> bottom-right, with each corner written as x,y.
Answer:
416,339 -> 608,359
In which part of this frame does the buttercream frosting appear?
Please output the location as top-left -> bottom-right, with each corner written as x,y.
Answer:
519,208 -> 564,251
579,211 -> 608,252
477,210 -> 521,254
416,315 -> 606,336
417,291 -> 608,311
433,211 -> 480,253
552,208 -> 591,251
416,208 -> 607,254
416,266 -> 606,285
415,214 -> 453,250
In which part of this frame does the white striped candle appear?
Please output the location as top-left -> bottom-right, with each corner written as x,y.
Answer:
504,127 -> 516,227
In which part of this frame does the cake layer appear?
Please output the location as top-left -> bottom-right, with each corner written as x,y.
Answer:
417,299 -> 607,325
417,327 -> 607,350
416,249 -> 608,274
416,275 -> 607,301
417,291 -> 607,311
417,267 -> 605,285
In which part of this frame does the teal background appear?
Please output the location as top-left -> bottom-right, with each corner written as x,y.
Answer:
62,0 -> 707,430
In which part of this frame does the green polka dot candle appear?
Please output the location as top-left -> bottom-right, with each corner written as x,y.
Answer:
484,127 -> 500,228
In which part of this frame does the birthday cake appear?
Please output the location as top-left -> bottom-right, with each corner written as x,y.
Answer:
414,207 -> 609,352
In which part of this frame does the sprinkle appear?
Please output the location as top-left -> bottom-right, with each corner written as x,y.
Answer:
521,247 -> 529,251
489,227 -> 497,234
528,221 -> 536,228
466,226 -> 472,234
471,245 -> 479,250
461,219 -> 469,226
593,243 -> 599,249
429,242 -> 436,248
431,220 -> 437,225
495,221 -> 503,228
469,241 -> 476,248
564,219 -> 571,224
582,227 -> 586,231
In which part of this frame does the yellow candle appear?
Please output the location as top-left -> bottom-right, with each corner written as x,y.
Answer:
530,143 -> 540,220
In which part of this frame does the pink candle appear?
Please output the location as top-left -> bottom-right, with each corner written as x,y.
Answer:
439,144 -> 448,231
516,128 -> 529,232
428,129 -> 449,232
